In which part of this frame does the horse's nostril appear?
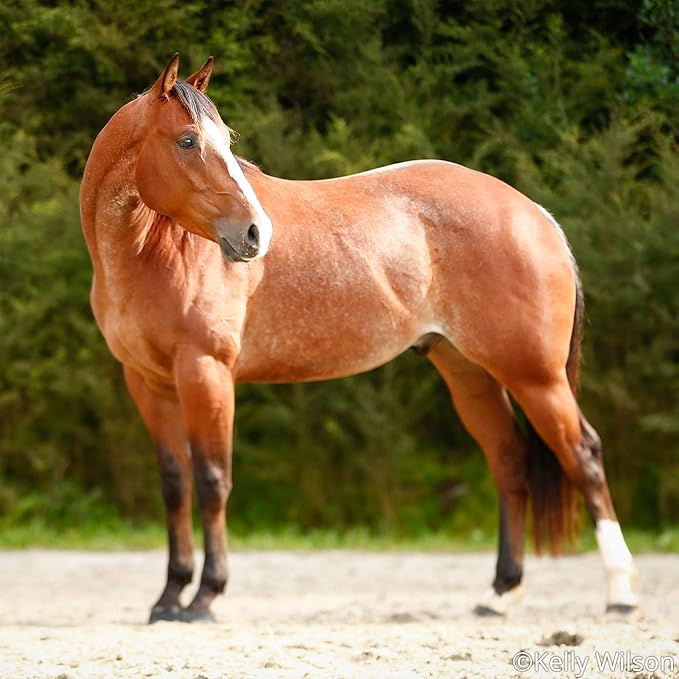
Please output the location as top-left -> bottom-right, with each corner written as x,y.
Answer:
246,224 -> 259,249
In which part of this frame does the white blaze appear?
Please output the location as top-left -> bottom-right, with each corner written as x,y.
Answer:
202,117 -> 272,257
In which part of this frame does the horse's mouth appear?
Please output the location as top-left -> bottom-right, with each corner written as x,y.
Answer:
220,237 -> 254,263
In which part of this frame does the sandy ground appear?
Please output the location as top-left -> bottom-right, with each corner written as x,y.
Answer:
0,550 -> 677,678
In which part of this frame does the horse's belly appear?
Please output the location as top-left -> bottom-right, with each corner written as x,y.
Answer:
236,278 -> 434,383
237,319 -> 421,383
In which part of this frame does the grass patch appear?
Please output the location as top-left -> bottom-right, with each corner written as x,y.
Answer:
0,518 -> 677,553
0,517 -> 167,550
0,520 -> 497,552
230,525 -> 499,552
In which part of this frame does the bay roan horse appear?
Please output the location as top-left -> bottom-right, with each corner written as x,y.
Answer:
80,54 -> 638,622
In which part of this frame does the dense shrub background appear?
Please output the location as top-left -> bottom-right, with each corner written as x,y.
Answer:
1,0 -> 677,536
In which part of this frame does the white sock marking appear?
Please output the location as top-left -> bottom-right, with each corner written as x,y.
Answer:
595,519 -> 638,607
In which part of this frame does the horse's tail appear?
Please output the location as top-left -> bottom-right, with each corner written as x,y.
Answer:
525,270 -> 583,554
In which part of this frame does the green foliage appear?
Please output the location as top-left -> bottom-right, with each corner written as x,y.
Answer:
0,114 -> 159,520
0,0 -> 204,172
0,0 -> 677,540
623,0 -> 679,111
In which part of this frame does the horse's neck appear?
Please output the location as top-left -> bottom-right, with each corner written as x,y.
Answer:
82,100 -> 171,267
83,150 -> 198,281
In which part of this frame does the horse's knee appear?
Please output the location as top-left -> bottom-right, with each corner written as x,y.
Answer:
157,449 -> 187,511
193,457 -> 232,511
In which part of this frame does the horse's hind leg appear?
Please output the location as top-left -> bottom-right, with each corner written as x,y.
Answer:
428,341 -> 528,615
509,375 -> 638,611
125,367 -> 194,623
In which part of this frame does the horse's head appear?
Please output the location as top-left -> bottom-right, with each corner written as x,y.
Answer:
135,54 -> 271,262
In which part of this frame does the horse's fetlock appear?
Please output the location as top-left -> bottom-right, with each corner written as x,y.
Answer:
494,559 -> 523,594
201,568 -> 227,594
168,562 -> 193,586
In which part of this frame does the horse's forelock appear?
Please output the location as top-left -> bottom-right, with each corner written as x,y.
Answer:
170,80 -> 216,122
169,80 -> 237,143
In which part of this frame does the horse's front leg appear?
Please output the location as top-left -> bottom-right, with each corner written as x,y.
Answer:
124,367 -> 195,623
175,349 -> 236,622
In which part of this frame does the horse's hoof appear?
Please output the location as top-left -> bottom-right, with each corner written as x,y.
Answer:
474,584 -> 523,617
180,607 -> 216,623
149,605 -> 183,623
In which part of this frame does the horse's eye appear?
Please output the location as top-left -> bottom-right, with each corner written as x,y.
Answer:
177,135 -> 197,150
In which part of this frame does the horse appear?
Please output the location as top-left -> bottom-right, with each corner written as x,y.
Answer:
80,54 -> 638,622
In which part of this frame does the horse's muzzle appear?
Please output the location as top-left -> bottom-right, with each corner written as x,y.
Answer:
219,223 -> 260,262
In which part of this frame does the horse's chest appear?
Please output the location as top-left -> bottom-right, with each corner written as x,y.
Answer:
92,277 -> 175,383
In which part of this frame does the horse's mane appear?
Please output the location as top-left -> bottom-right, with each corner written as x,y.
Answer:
236,156 -> 261,176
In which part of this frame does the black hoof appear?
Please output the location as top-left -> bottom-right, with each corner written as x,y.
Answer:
606,603 -> 638,615
149,605 -> 183,623
180,607 -> 216,623
473,604 -> 504,617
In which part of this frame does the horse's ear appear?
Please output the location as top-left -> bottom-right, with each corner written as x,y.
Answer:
151,53 -> 180,100
186,57 -> 214,93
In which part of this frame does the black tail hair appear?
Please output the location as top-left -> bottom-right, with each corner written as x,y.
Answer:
526,275 -> 584,554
